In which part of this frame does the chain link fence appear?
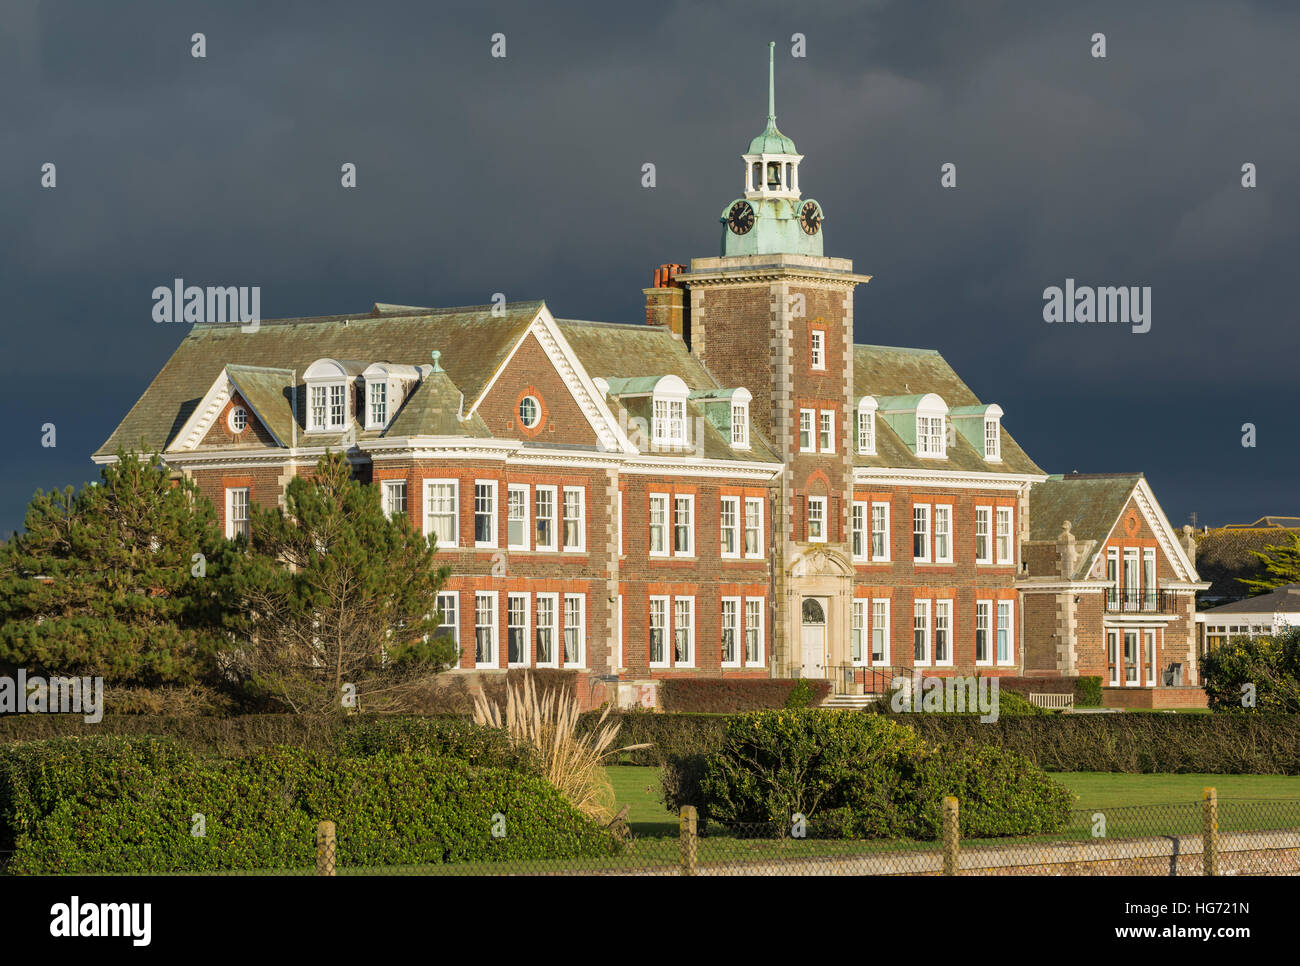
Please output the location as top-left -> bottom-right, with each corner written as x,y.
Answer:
3,791 -> 1298,876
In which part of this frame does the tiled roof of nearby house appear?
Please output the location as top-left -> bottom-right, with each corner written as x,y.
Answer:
1224,516 -> 1300,529
851,344 -> 1042,476
98,302 -> 543,458
1200,583 -> 1300,615
1194,526 -> 1299,601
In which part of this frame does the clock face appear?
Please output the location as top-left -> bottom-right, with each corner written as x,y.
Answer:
799,201 -> 822,235
727,200 -> 755,235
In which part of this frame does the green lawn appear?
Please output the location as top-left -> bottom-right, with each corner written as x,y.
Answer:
606,765 -> 1300,836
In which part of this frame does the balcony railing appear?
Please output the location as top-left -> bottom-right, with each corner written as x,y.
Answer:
1104,589 -> 1181,615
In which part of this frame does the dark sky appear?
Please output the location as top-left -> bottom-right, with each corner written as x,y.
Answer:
4,0 -> 1298,536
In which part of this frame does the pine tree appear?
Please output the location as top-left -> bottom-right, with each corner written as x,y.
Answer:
0,449 -> 234,687
1239,532 -> 1300,595
220,451 -> 457,713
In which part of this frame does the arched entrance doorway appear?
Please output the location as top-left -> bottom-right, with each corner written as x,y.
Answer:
801,597 -> 827,678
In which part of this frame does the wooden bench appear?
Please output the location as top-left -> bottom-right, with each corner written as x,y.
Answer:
1028,692 -> 1075,711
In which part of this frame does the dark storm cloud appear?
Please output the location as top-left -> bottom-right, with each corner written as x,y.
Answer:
3,0 -> 1298,533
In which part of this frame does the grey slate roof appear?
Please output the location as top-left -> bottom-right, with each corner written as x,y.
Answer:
98,302 -> 544,458
1201,583 -> 1300,615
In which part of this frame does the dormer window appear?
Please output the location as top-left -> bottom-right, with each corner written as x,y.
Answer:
729,388 -> 752,449
304,359 -> 352,433
650,374 -> 690,447
857,398 -> 877,455
360,362 -> 418,432
369,381 -> 387,427
917,415 -> 944,457
914,394 -> 949,458
985,417 -> 1001,461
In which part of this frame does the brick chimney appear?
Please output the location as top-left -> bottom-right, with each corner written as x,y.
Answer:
643,263 -> 689,343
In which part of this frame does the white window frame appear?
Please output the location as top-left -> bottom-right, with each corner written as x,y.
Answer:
617,490 -> 624,556
652,396 -> 687,446
857,399 -> 877,455
561,486 -> 585,552
818,409 -> 835,453
913,599 -> 931,666
916,413 -> 945,457
996,506 -> 1014,565
807,496 -> 827,543
870,502 -> 890,562
506,592 -> 530,668
225,487 -> 250,540
535,485 -> 557,552
649,493 -> 669,557
851,501 -> 868,562
913,504 -> 931,562
1143,548 -> 1157,610
367,379 -> 388,430
743,497 -> 764,559
673,597 -> 695,667
672,494 -> 695,557
423,479 -> 459,549
308,384 -> 328,432
434,592 -> 459,649
851,599 -> 867,666
721,596 -> 741,667
720,496 -> 741,559
810,328 -> 825,370
975,600 -> 993,667
507,484 -> 529,551
649,595 -> 670,668
616,594 -> 624,669
985,417 -> 1001,461
871,598 -> 890,665
474,591 -> 498,669
563,593 -> 585,668
934,504 -> 953,564
975,506 -> 993,565
934,599 -> 954,667
996,599 -> 1015,666
474,480 -> 497,549
731,403 -> 749,448
799,409 -> 815,452
744,597 -> 765,666
381,479 -> 407,521
535,593 -> 559,668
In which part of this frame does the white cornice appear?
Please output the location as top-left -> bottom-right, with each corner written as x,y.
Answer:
854,467 -> 1046,490
1015,579 -> 1114,593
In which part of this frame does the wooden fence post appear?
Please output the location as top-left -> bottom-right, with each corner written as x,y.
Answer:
1202,788 -> 1218,876
679,806 -> 698,876
316,820 -> 337,877
942,796 -> 960,876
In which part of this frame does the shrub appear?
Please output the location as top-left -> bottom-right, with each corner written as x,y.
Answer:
582,710 -> 729,765
1201,628 -> 1300,713
0,737 -> 619,873
875,682 -> 1050,716
665,710 -> 1070,840
1075,676 -> 1103,707
335,716 -> 539,773
657,678 -> 829,713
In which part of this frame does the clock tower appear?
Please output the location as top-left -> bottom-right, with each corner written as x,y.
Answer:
677,42 -> 872,678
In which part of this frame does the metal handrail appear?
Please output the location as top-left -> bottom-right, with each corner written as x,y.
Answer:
1103,589 -> 1180,614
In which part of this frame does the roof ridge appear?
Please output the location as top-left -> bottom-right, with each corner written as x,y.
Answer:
184,300 -> 547,334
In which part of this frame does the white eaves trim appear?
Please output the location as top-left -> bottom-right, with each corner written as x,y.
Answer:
854,468 -> 1047,490
1082,477 -> 1202,585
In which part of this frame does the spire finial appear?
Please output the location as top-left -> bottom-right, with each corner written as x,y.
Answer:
767,41 -> 776,124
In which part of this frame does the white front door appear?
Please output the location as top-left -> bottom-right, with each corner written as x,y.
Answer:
801,597 -> 827,678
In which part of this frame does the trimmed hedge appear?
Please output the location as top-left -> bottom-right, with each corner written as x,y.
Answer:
888,714 -> 1300,774
0,736 -> 618,873
666,711 -> 1070,839
657,678 -> 830,713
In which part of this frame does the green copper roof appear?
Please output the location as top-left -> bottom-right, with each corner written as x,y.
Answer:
747,42 -> 797,155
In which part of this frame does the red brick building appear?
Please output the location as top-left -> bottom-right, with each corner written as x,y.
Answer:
96,52 -> 1206,709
